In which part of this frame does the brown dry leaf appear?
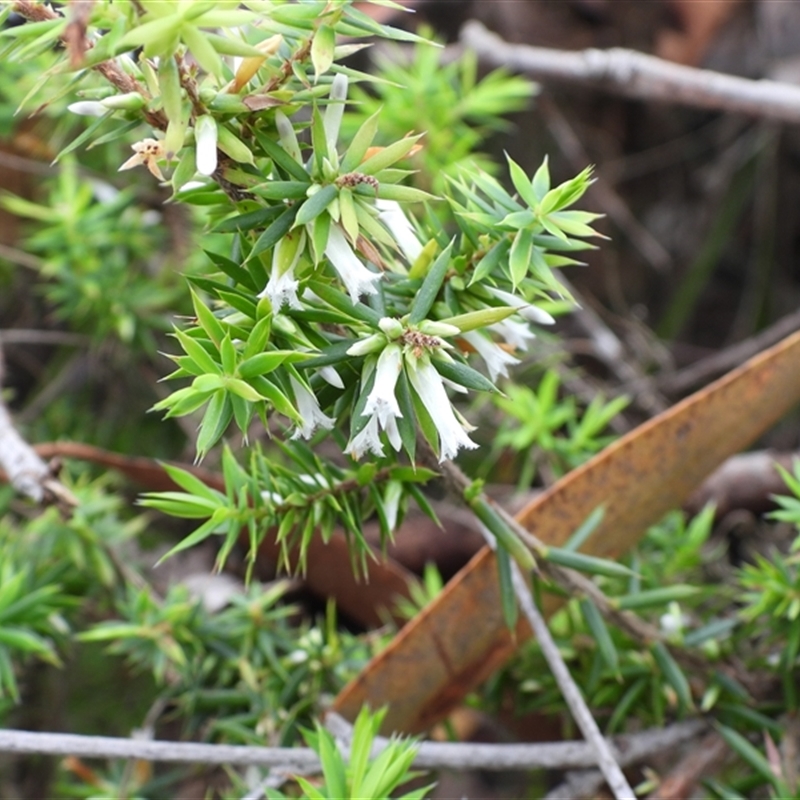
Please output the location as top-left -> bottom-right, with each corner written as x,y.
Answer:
333,328 -> 800,733
656,0 -> 744,65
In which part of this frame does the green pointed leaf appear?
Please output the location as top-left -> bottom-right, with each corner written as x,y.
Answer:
375,183 -> 437,203
211,206 -> 282,237
196,391 -> 233,457
307,280 -> 382,324
191,292 -> 225,346
181,23 -> 224,78
253,129 -> 308,181
432,357 -> 498,394
544,547 -> 634,578
238,351 -> 309,378
563,506 -> 605,552
295,184 -> 338,227
652,642 -> 693,712
532,156 -> 551,201
469,239 -> 510,286
580,598 -> 618,673
509,228 -> 533,288
249,205 -> 299,260
408,239 -> 454,324
249,376 -> 301,423
496,546 -> 519,631
217,125 -> 255,165
173,330 -> 221,374
439,306 -> 518,333
160,464 -> 224,503
616,585 -> 700,611
358,134 -> 423,176
506,153 -> 538,208
339,187 -> 359,244
251,181 -> 310,201
341,108 -> 381,173
311,24 -> 336,82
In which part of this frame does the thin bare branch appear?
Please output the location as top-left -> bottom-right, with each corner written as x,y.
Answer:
0,719 -> 706,773
648,306 -> 800,397
646,732 -> 728,800
509,561 -> 636,799
461,20 -> 800,125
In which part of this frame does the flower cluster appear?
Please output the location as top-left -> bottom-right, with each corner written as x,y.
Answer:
61,0 -> 598,468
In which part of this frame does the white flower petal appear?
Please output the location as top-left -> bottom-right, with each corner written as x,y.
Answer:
384,414 -> 403,452
259,265 -> 301,311
290,377 -> 335,440
375,199 -> 423,264
406,358 -> 477,462
319,366 -> 344,389
259,230 -> 306,311
195,115 -> 218,176
463,331 -> 519,382
364,344 -> 403,426
324,224 -> 381,302
345,414 -> 385,459
490,319 -> 536,352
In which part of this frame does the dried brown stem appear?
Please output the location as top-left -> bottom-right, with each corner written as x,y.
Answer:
461,19 -> 800,125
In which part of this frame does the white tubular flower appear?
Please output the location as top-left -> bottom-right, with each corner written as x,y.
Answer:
490,319 -> 536,352
347,345 -> 404,460
486,287 -> 556,325
383,413 -> 402,451
406,357 -> 477,462
375,199 -> 423,265
364,344 -> 403,428
260,267 -> 300,311
259,231 -> 305,311
345,415 -> 385,459
289,376 -> 335,440
324,224 -> 381,302
324,73 -> 348,153
463,330 -> 519,382
194,115 -> 218,177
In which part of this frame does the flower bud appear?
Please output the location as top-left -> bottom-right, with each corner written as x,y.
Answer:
68,101 -> 106,117
418,320 -> 460,338
347,333 -> 384,357
378,317 -> 404,339
100,92 -> 146,111
194,115 -> 218,176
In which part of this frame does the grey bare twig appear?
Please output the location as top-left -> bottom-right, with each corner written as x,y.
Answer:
509,562 -> 635,798
461,20 -> 800,125
0,348 -> 77,507
0,719 -> 706,773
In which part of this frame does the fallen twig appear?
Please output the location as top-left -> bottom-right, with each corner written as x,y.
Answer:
460,20 -> 800,125
646,731 -> 728,800
685,450 -> 797,517
0,719 -> 705,773
507,558 -> 635,799
650,306 -> 800,397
